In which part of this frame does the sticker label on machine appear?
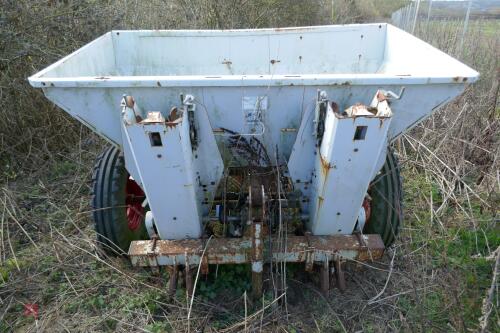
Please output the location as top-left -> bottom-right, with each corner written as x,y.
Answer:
242,96 -> 268,123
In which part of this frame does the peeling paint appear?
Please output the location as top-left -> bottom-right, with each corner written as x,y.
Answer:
128,234 -> 385,266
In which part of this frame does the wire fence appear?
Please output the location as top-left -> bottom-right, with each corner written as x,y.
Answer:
391,0 -> 477,59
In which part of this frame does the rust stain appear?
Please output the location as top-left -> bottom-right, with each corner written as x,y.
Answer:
379,117 -> 385,128
128,234 -> 385,266
319,154 -> 331,179
352,103 -> 367,114
168,107 -> 179,121
330,101 -> 339,114
125,96 -> 135,108
274,26 -> 314,32
318,195 -> 324,210
165,121 -> 179,129
452,76 -> 468,83
317,155 -> 332,218
376,91 -> 387,102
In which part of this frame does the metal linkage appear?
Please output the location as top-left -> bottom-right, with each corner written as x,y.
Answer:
249,184 -> 266,299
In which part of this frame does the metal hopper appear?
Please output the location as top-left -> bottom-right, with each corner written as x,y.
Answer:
29,24 -> 478,296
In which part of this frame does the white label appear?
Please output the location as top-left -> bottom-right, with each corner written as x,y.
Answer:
242,96 -> 268,123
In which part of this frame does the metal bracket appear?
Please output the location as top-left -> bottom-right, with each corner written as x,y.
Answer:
120,94 -> 223,240
313,90 -> 328,139
183,94 -> 198,150
308,91 -> 394,237
380,87 -> 406,101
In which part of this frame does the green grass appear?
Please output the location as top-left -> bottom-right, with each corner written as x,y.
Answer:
479,19 -> 500,38
397,169 -> 499,331
1,130 -> 497,332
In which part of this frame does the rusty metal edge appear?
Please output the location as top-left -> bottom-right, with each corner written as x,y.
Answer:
129,234 -> 385,267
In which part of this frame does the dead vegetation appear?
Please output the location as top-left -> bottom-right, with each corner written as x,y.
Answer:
0,0 -> 498,332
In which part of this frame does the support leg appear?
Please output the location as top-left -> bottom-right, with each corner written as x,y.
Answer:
320,259 -> 330,294
168,264 -> 178,298
334,258 -> 346,292
185,264 -> 194,298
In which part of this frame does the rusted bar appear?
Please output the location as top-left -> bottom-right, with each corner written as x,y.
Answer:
129,234 -> 385,267
320,259 -> 330,293
334,257 -> 346,292
201,255 -> 209,275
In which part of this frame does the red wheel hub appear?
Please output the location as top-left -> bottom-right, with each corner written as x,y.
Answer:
362,196 -> 372,226
125,177 -> 145,231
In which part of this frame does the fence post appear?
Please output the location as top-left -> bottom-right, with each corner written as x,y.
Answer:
412,0 -> 421,34
458,0 -> 472,59
426,0 -> 433,24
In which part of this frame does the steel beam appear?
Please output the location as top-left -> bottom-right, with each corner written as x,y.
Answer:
129,234 -> 385,267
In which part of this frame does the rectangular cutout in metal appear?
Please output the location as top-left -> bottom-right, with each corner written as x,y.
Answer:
353,126 -> 367,140
149,132 -> 163,146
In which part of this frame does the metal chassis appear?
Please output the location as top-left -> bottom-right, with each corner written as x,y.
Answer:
123,91 -> 393,297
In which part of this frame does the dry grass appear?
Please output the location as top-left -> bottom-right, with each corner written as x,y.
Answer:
0,1 -> 498,332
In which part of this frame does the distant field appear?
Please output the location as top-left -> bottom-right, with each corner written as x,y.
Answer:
479,18 -> 500,37
411,0 -> 500,19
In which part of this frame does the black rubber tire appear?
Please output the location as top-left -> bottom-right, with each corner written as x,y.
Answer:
363,149 -> 403,247
91,146 -> 148,254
